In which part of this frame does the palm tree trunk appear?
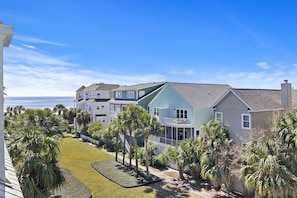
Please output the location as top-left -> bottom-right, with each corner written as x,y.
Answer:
178,166 -> 185,180
129,130 -> 132,166
134,136 -> 138,172
115,135 -> 119,162
145,137 -> 149,176
122,137 -> 126,165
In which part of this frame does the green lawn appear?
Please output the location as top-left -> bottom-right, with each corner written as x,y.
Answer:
58,136 -> 200,198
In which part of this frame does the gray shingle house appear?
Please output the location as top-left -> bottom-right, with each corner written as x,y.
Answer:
213,80 -> 297,145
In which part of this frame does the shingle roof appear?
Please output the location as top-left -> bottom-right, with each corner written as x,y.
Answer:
76,86 -> 85,92
112,82 -> 166,91
83,83 -> 120,91
232,89 -> 297,111
168,82 -> 231,108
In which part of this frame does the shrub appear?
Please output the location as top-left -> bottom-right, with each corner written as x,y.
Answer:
152,154 -> 167,169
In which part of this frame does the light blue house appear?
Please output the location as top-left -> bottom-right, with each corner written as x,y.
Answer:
147,82 -> 231,153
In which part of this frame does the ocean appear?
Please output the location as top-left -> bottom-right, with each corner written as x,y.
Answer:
4,96 -> 76,110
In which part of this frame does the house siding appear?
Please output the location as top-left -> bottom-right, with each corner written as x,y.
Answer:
148,85 -> 193,117
215,92 -> 251,144
252,111 -> 275,129
194,108 -> 214,136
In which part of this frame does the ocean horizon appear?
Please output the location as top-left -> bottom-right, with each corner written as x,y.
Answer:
4,96 -> 76,110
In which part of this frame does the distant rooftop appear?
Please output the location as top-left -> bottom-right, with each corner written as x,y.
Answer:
112,82 -> 166,91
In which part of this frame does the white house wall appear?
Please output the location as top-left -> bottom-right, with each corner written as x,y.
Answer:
86,101 -> 110,126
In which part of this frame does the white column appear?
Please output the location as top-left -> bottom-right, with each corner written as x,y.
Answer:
0,23 -> 13,183
0,36 -> 4,182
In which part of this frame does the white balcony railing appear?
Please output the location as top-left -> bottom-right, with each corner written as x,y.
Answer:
149,135 -> 183,147
157,117 -> 193,126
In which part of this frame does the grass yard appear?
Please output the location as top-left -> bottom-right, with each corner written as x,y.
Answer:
59,136 -> 203,198
91,160 -> 161,188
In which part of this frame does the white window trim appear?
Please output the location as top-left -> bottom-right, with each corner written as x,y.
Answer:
215,112 -> 223,123
154,107 -> 159,116
176,108 -> 188,119
241,114 -> 251,129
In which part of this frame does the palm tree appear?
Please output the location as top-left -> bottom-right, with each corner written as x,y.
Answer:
109,119 -> 126,162
200,120 -> 233,190
181,138 -> 202,180
76,110 -> 90,134
68,107 -> 77,124
164,145 -> 186,180
117,113 -> 128,165
5,106 -> 13,117
53,104 -> 67,116
241,138 -> 297,197
119,105 -> 144,169
139,112 -> 162,175
5,109 -> 65,197
13,105 -> 25,115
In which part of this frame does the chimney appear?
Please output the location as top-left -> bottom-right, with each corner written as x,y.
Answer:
281,80 -> 292,110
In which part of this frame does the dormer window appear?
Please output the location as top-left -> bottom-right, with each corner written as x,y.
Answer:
115,91 -> 122,99
126,91 -> 135,99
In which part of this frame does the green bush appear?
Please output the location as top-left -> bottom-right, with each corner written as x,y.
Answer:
137,147 -> 146,165
152,154 -> 167,169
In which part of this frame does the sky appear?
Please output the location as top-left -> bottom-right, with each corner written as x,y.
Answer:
2,0 -> 297,96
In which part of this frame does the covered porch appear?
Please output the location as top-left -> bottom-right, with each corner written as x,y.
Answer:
160,126 -> 195,146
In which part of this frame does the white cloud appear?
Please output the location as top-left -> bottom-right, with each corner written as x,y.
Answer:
220,69 -> 295,89
14,35 -> 67,47
255,62 -> 270,69
5,45 -> 76,67
3,44 -> 166,96
22,44 -> 36,49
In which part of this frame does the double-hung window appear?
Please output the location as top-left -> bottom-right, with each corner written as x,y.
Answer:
215,112 -> 223,123
154,108 -> 159,116
242,114 -> 251,129
176,109 -> 188,119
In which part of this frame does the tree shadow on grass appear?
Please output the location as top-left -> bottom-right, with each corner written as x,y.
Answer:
91,160 -> 162,188
144,181 -> 191,198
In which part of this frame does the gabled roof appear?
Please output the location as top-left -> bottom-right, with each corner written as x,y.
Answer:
76,86 -> 85,92
168,82 -> 231,108
83,83 -> 120,92
112,82 -> 166,91
218,88 -> 297,112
